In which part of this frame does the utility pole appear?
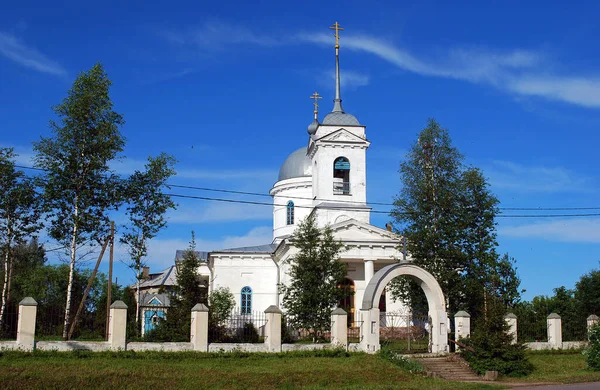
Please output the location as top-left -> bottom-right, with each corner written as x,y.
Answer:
105,221 -> 114,340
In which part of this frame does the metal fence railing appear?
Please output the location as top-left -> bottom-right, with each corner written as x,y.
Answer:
379,312 -> 430,354
209,310 -> 266,343
0,307 -> 19,340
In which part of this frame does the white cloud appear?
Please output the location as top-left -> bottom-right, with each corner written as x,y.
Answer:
0,31 -> 66,76
158,20 -> 280,50
168,201 -> 271,224
321,69 -> 369,89
499,218 -> 600,243
298,32 -> 599,109
485,160 -> 592,193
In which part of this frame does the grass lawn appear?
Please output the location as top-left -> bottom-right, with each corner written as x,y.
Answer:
0,349 -> 501,389
501,350 -> 600,384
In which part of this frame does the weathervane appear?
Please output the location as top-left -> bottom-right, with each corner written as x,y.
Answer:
329,21 -> 344,49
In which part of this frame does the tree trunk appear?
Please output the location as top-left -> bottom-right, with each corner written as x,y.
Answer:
62,207 -> 78,340
0,235 -> 11,327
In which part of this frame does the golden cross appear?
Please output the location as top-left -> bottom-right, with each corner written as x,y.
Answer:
329,21 -> 344,49
310,91 -> 322,112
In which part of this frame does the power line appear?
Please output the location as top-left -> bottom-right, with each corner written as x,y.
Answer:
167,193 -> 600,218
11,164 -> 600,217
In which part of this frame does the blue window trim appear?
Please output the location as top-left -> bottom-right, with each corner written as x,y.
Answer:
286,201 -> 294,225
241,286 -> 252,314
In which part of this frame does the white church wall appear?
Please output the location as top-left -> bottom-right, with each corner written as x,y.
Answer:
271,177 -> 313,240
211,255 -> 278,313
311,143 -> 369,208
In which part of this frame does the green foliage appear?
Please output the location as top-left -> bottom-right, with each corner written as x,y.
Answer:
33,63 -> 125,338
120,153 -> 177,328
146,233 -> 207,342
378,348 -> 424,373
280,214 -> 346,341
584,325 -> 600,370
514,286 -> 588,342
389,119 -> 522,322
209,287 -> 235,326
461,298 -> 533,377
0,148 -> 44,327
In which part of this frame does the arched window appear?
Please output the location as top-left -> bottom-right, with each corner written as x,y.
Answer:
333,157 -> 350,195
241,286 -> 252,314
286,200 -> 294,225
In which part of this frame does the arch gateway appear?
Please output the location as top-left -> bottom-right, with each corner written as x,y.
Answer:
359,262 -> 449,354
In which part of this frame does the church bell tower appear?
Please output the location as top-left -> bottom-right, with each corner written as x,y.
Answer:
308,22 -> 371,226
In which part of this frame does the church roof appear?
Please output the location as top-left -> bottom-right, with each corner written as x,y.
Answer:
214,243 -> 277,254
322,111 -> 361,126
278,146 -> 312,181
175,250 -> 209,262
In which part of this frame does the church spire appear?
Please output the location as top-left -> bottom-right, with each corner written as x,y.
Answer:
330,21 -> 344,113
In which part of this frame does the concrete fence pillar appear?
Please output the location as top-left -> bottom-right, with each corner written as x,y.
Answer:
547,313 -> 562,348
190,303 -> 209,352
264,305 -> 282,352
16,297 -> 37,351
504,313 -> 518,344
454,311 -> 471,342
587,315 -> 599,331
359,308 -> 380,353
108,300 -> 128,351
331,308 -> 348,348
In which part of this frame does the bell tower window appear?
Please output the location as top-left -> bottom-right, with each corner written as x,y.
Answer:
333,157 -> 350,195
286,201 -> 294,225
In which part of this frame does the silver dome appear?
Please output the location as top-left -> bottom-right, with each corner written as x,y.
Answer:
322,111 -> 361,126
307,119 -> 319,135
278,147 -> 311,181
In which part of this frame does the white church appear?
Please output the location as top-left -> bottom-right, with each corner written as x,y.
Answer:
140,24 -> 409,332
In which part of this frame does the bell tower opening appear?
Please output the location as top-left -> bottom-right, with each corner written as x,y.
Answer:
333,157 -> 350,195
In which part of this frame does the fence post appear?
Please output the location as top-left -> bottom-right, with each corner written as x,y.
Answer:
16,297 -> 37,351
108,300 -> 128,351
504,313 -> 518,344
547,313 -> 562,348
588,315 -> 599,340
264,305 -> 282,352
190,303 -> 209,352
331,308 -> 348,348
359,308 -> 380,353
454,311 -> 471,345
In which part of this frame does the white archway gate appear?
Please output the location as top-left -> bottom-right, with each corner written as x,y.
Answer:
359,262 -> 449,354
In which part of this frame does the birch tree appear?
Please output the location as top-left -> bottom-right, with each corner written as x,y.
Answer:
33,63 -> 125,340
0,148 -> 43,325
120,153 -> 177,326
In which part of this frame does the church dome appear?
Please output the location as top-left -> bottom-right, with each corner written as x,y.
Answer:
278,147 -> 311,181
322,111 -> 361,126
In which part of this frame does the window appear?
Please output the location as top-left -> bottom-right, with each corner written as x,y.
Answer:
333,157 -> 350,195
241,286 -> 252,314
286,200 -> 294,225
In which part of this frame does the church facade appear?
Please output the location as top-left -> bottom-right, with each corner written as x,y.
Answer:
193,27 -> 408,325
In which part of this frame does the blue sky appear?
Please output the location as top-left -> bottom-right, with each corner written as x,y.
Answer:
1,1 -> 599,300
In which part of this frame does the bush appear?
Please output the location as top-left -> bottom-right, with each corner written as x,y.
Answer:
378,347 -> 424,373
461,299 -> 534,377
584,324 -> 600,370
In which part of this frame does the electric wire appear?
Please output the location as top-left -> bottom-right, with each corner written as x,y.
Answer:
10,164 -> 600,218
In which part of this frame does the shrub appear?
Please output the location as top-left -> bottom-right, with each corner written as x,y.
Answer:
584,324 -> 600,370
461,298 -> 534,377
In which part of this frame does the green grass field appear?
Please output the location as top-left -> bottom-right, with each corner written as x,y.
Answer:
501,350 -> 600,384
0,350 -> 500,390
